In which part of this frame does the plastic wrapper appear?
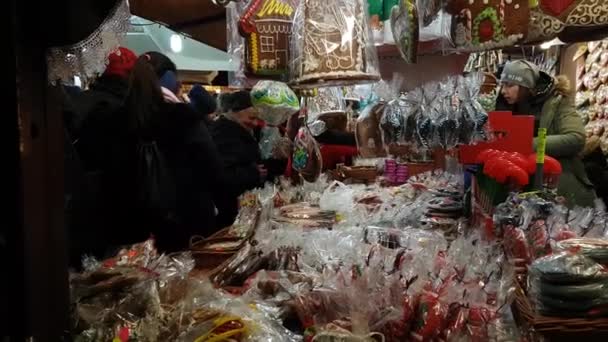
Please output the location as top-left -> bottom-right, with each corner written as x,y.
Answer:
435,77 -> 460,149
417,0 -> 442,27
356,102 -> 387,158
252,80 -> 300,124
292,125 -> 323,182
529,252 -> 608,285
526,219 -> 550,259
556,238 -> 608,265
289,0 -> 381,88
227,0 -> 299,87
529,252 -> 608,317
390,0 -> 419,64
589,40 -> 603,54
368,0 -> 384,45
274,202 -> 337,228
380,94 -> 413,148
446,0 -> 528,52
211,243 -> 267,287
458,72 -> 489,144
97,239 -> 158,271
600,66 -> 608,84
410,290 -> 448,341
587,48 -> 602,71
306,87 -> 347,136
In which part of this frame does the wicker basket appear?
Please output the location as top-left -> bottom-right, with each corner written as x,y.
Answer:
512,281 -> 608,341
336,164 -> 378,183
406,162 -> 435,177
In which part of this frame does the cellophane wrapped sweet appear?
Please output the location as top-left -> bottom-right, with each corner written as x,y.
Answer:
227,0 -> 300,88
528,252 -> 608,318
390,0 -> 419,64
289,0 -> 381,88
292,125 -> 323,182
305,87 -> 347,137
251,80 -> 300,158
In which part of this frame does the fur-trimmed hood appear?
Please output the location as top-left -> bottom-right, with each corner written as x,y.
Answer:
495,71 -> 572,114
530,71 -> 572,105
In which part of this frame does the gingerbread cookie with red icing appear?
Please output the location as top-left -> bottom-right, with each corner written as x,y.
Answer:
447,0 -> 529,51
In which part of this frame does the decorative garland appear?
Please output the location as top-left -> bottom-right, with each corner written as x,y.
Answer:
250,33 -> 259,72
472,7 -> 504,46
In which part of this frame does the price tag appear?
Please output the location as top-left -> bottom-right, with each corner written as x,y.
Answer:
536,128 -> 547,164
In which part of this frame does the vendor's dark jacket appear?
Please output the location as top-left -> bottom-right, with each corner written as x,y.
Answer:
211,116 -> 262,228
496,72 -> 595,207
75,102 -> 224,254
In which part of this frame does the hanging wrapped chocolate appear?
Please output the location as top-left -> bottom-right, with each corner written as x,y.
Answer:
292,123 -> 323,182
251,80 -> 300,158
306,87 -> 348,137
390,0 -> 419,64
289,0 -> 381,88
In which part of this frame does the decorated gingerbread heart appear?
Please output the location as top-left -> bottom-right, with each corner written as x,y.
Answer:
540,0 -> 576,18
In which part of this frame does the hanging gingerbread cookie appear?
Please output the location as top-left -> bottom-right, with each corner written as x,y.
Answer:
447,0 -> 529,51
239,0 -> 297,80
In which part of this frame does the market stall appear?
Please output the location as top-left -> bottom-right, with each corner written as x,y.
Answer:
32,0 -> 608,341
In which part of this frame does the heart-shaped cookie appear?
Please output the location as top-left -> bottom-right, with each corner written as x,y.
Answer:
540,0 -> 576,18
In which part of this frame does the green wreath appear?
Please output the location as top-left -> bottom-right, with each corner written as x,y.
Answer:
472,7 -> 504,46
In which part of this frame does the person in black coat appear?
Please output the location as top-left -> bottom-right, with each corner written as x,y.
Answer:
211,91 -> 265,228
75,52 -> 224,259
189,84 -> 217,124
65,47 -> 137,141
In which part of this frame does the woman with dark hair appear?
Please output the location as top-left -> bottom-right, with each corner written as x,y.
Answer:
496,60 -> 596,207
211,91 -> 265,228
77,51 -> 223,255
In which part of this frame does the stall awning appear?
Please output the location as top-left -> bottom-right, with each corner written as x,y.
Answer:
125,16 -> 237,72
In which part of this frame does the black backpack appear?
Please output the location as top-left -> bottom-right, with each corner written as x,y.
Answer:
134,139 -> 178,222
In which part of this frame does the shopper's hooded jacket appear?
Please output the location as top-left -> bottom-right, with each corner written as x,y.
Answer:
210,116 -> 262,228
77,101 -> 224,252
496,71 -> 596,207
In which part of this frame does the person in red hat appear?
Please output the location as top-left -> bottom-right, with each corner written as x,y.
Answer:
65,46 -> 137,141
64,46 -> 138,267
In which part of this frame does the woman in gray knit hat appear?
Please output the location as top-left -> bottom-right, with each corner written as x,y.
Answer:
496,60 -> 596,207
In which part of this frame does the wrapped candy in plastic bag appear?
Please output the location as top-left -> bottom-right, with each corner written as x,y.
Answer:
380,94 -> 410,147
390,0 -> 419,64
252,80 -> 300,124
435,77 -> 461,149
306,87 -> 347,137
416,83 -> 437,149
529,252 -> 608,317
251,81 -> 300,159
289,0 -> 381,88
292,125 -> 323,182
356,102 -> 387,158
458,73 -> 488,144
529,252 -> 608,285
556,238 -> 608,265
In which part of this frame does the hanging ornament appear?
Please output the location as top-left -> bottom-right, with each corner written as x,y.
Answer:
390,0 -> 419,64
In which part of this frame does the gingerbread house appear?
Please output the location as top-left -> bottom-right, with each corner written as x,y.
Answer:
239,0 -> 296,79
289,0 -> 380,87
447,0 -> 529,51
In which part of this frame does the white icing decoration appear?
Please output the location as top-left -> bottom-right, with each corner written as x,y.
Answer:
483,0 -> 489,4
514,4 -> 519,9
294,0 -> 378,84
505,0 -> 512,4
469,0 -> 474,4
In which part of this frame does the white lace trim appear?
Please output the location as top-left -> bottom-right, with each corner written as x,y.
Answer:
46,0 -> 131,85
